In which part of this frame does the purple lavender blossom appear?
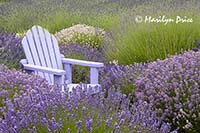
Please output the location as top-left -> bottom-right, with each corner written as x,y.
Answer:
100,62 -> 147,94
67,128 -> 71,133
85,118 -> 93,132
0,64 -> 171,132
76,120 -> 82,129
0,30 -> 24,68
106,118 -> 113,129
135,50 -> 200,132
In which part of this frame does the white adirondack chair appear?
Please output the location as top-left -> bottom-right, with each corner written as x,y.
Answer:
20,25 -> 104,92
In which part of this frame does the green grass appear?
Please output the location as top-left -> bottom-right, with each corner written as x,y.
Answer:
0,0 -> 10,2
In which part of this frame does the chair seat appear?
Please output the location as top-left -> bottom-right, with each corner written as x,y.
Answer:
61,83 -> 101,94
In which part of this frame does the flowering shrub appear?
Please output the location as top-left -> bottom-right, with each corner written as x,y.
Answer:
0,64 -> 173,132
0,64 -> 52,104
71,32 -> 102,49
55,24 -> 105,49
60,43 -> 104,83
0,30 -> 24,68
0,64 -> 54,132
16,32 -> 26,37
100,63 -> 147,95
135,51 -> 200,132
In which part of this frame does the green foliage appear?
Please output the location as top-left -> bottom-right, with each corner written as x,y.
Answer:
0,0 -> 10,3
42,11 -> 84,33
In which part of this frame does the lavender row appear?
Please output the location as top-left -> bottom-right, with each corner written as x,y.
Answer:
0,64 -> 172,132
135,50 -> 200,132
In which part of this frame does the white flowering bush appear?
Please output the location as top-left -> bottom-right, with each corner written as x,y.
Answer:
54,24 -> 105,48
16,32 -> 26,37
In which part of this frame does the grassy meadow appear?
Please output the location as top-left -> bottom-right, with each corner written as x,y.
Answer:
1,0 -> 199,64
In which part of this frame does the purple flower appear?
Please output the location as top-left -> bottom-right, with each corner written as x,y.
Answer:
135,50 -> 200,132
100,63 -> 147,95
0,64 -> 172,132
76,120 -> 82,129
85,118 -> 93,132
0,30 -> 24,68
67,128 -> 71,133
106,118 -> 113,129
114,122 -> 120,129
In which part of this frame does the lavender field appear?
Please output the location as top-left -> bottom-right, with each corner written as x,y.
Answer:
0,0 -> 200,133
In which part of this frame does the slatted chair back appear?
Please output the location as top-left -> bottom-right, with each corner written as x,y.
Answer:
22,25 -> 63,84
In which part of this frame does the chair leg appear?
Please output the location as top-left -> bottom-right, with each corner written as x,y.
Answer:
90,67 -> 98,84
54,75 -> 63,85
64,64 -> 72,84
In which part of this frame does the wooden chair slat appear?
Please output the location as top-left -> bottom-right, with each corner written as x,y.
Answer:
51,35 -> 63,69
44,29 -> 58,69
22,37 -> 34,65
31,26 -> 51,82
37,26 -> 53,83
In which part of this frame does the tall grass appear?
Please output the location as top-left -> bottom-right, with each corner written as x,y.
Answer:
104,1 -> 200,64
0,0 -> 122,33
1,0 -> 200,65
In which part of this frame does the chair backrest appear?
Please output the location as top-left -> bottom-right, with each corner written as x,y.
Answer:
22,25 -> 63,84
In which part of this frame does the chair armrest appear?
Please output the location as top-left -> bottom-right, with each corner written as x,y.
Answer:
20,59 -> 65,75
61,54 -> 64,58
61,58 -> 104,68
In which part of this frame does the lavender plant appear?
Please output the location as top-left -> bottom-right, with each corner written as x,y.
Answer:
0,64 -> 172,132
135,50 -> 200,132
100,63 -> 147,94
0,30 -> 24,68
